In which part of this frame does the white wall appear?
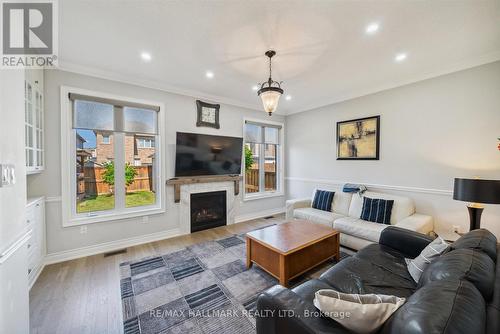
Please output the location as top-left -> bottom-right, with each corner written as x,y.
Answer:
0,69 -> 30,333
286,61 -> 500,238
27,69 -> 285,255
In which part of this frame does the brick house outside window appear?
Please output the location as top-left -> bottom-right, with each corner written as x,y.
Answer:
94,131 -> 155,166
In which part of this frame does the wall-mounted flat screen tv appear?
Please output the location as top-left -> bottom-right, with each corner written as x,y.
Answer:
174,132 -> 243,177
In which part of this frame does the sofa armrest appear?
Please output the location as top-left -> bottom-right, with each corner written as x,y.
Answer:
379,226 -> 434,259
395,213 -> 434,235
256,285 -> 349,334
285,198 -> 311,220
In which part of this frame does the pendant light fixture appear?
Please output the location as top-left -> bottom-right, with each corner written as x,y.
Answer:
257,50 -> 283,116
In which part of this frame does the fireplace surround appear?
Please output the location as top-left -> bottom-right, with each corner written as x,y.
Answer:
190,190 -> 227,232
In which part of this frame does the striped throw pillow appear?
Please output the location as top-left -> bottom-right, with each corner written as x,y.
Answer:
360,197 -> 394,224
312,190 -> 335,212
405,237 -> 449,283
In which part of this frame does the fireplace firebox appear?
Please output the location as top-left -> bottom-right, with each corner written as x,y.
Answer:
190,191 -> 227,232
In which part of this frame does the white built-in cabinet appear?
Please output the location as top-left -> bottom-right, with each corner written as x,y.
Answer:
26,197 -> 46,288
24,70 -> 44,174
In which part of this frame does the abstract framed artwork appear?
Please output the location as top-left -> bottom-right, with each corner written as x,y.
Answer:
336,115 -> 380,160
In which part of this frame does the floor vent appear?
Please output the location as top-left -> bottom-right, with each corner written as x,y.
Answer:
104,249 -> 127,257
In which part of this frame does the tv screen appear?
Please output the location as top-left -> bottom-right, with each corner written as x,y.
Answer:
175,132 -> 243,177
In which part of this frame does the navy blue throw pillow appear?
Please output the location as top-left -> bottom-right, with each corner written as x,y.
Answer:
312,190 -> 335,212
360,197 -> 394,224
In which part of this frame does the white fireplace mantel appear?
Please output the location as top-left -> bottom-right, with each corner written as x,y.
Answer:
172,178 -> 242,234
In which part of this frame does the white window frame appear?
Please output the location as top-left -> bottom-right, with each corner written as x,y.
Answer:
60,86 -> 166,227
137,137 -> 154,148
243,118 -> 284,201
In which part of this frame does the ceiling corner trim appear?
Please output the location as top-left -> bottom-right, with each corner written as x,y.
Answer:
55,61 -> 265,113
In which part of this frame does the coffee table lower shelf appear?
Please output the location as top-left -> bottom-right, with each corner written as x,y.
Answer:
246,233 -> 339,288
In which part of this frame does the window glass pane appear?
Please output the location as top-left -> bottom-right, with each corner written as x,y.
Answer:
123,107 -> 157,134
28,149 -> 33,167
265,144 -> 277,191
245,143 -> 260,193
126,134 -> 156,208
35,92 -> 41,128
264,127 -> 279,144
244,123 -> 262,143
27,125 -> 33,147
74,100 -> 114,131
76,129 -> 115,214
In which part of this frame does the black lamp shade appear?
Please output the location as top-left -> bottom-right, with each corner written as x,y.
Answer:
453,178 -> 500,204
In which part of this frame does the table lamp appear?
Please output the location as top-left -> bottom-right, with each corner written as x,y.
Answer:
453,178 -> 500,231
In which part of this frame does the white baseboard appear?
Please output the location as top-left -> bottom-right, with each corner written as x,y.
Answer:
44,227 -> 182,265
43,208 -> 285,265
28,262 -> 45,290
234,207 -> 285,224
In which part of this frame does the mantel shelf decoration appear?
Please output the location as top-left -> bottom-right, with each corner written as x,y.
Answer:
166,175 -> 242,203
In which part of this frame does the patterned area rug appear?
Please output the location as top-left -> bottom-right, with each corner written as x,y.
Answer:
119,229 -> 350,334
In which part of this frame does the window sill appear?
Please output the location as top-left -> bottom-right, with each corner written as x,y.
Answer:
63,206 -> 165,227
243,191 -> 284,202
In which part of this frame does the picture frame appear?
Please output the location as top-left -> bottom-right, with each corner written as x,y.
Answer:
336,115 -> 380,160
196,100 -> 220,129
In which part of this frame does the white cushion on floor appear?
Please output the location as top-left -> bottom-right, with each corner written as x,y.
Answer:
333,217 -> 389,242
293,207 -> 345,228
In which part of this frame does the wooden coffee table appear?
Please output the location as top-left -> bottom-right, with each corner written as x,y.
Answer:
246,220 -> 340,287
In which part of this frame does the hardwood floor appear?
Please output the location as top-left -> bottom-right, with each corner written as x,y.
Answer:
29,215 -> 283,334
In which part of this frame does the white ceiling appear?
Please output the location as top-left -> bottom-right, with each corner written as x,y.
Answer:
59,0 -> 500,115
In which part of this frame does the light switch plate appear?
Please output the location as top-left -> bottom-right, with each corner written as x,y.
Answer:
0,164 -> 15,187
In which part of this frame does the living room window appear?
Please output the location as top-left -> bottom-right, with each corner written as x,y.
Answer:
61,88 -> 165,226
244,119 -> 283,199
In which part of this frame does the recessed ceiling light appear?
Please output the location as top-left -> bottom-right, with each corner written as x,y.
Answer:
365,23 -> 379,34
394,53 -> 408,62
252,85 -> 259,91
140,52 -> 152,62
205,71 -> 214,79
285,95 -> 292,101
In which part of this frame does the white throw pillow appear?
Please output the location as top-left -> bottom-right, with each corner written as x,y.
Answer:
405,236 -> 449,283
313,289 -> 405,334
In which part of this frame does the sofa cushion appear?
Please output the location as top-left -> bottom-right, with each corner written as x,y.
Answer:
292,278 -> 334,302
381,280 -> 485,334
319,256 -> 416,298
313,289 -> 405,334
360,197 -> 394,224
293,208 -> 344,228
406,236 -> 449,283
256,284 -> 352,334
356,244 -> 415,282
450,228 -> 497,262
312,190 -> 335,212
332,192 -> 353,216
333,217 -> 389,242
349,191 -> 415,225
418,248 -> 495,301
487,245 -> 500,334
311,189 -> 353,215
